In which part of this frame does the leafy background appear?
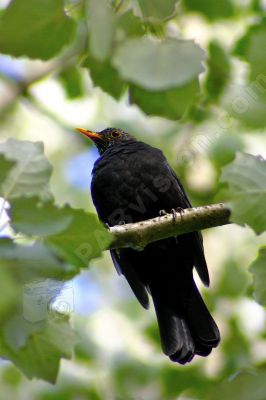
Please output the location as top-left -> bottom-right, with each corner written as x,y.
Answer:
0,0 -> 266,399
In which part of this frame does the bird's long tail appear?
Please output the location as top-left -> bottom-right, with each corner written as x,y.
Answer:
150,281 -> 220,364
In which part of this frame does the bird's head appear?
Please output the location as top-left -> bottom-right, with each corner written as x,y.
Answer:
76,127 -> 134,155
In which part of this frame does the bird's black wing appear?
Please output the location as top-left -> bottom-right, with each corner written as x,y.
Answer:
110,249 -> 150,309
168,166 -> 210,286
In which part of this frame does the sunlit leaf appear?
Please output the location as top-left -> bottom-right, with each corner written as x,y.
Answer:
225,83 -> 266,128
208,133 -> 244,168
87,0 -> 115,61
0,139 -> 52,200
0,0 -> 76,60
11,197 -> 72,236
112,37 -> 205,90
0,238 -> 71,280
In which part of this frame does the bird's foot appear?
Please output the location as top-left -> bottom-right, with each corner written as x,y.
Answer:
104,222 -> 111,230
159,209 -> 167,216
171,207 -> 184,221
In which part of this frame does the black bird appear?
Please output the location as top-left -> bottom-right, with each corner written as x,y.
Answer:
76,127 -> 220,364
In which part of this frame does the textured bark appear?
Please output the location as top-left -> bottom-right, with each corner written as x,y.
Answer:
108,203 -> 231,250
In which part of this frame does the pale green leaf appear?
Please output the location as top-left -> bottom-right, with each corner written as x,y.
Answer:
87,0 -> 115,61
220,153 -> 266,234
0,139 -> 52,200
0,238 -> 72,281
112,37 -> 205,90
11,197 -> 72,236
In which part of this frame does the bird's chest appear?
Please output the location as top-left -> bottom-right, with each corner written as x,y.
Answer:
91,148 -> 178,225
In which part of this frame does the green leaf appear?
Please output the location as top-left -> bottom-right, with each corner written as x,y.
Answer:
0,265 -> 19,321
130,79 -> 200,119
234,18 -> 266,80
46,208 -> 112,268
10,196 -> 111,269
59,66 -> 85,99
112,37 -> 205,90
206,369 -> 266,400
205,40 -> 231,101
220,153 -> 266,234
0,316 -> 76,383
0,155 -> 15,186
218,259 -> 249,298
249,247 -> 266,306
117,10 -> 145,38
83,55 -> 125,99
137,0 -> 178,20
208,133 -> 244,168
0,238 -> 72,280
182,0 -> 234,21
0,139 -> 52,200
225,82 -> 266,128
161,365 -> 212,398
0,0 -> 76,60
11,197 -> 72,236
87,0 -> 115,62
221,317 -> 251,375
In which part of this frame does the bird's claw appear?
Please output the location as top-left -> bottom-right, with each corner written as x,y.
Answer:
171,207 -> 184,221
104,222 -> 111,230
159,209 -> 167,216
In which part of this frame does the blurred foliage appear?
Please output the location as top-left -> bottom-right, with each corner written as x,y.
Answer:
0,0 -> 266,399
221,153 -> 266,234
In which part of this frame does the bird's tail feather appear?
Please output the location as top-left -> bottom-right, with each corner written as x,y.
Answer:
186,281 -> 220,348
151,281 -> 220,364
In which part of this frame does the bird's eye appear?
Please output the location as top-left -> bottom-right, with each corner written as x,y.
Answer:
111,131 -> 121,138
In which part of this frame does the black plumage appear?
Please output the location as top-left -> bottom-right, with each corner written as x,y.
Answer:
77,127 -> 220,364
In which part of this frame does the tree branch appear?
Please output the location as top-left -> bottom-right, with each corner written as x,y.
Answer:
108,203 -> 231,250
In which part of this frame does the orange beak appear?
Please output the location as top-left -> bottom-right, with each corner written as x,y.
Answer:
75,128 -> 102,140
